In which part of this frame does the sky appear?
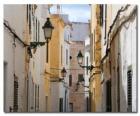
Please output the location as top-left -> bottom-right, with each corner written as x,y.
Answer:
50,4 -> 91,23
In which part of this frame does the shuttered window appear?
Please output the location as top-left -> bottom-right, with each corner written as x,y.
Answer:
36,18 -> 37,42
106,79 -> 112,112
69,75 -> 72,87
66,49 -> 68,65
127,68 -> 132,112
59,98 -> 63,112
13,75 -> 18,112
78,74 -> 84,82
69,103 -> 73,112
38,21 -> 40,42
86,56 -> 89,75
100,5 -> 104,26
29,5 -> 31,34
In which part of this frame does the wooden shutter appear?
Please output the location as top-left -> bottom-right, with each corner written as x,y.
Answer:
13,75 -> 18,112
127,68 -> 132,112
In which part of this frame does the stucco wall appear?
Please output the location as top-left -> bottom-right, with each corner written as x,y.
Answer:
4,5 -> 27,112
119,17 -> 137,112
69,41 -> 86,112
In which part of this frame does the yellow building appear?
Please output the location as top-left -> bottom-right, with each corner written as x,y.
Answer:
49,14 -> 65,112
90,4 -> 113,112
90,4 -> 109,112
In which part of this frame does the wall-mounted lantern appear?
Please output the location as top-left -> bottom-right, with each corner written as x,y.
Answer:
28,18 -> 54,58
77,50 -> 100,71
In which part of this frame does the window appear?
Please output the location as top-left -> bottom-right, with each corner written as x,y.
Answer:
127,67 -> 132,112
69,75 -> 72,87
90,33 -> 93,62
46,96 -> 48,112
13,75 -> 18,112
61,45 -> 63,65
106,79 -> 112,112
104,5 -> 107,43
35,84 -> 37,111
26,5 -> 29,22
59,98 -> 63,112
4,62 -> 7,112
29,5 -> 32,34
78,74 -> 84,82
100,4 -> 104,26
86,56 -> 89,75
46,43 -> 48,63
66,49 -> 68,65
86,97 -> 89,112
37,85 -> 39,111
68,34 -> 70,41
69,103 -> 73,112
69,56 -> 72,60
38,21 -> 40,42
35,18 -> 40,42
33,17 -> 36,42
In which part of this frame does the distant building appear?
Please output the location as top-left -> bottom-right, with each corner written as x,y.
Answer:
69,41 -> 86,112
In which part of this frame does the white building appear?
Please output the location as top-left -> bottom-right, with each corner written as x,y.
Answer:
100,5 -> 137,112
27,5 -> 50,112
4,5 -> 27,112
4,4 -> 52,112
119,6 -> 137,112
84,37 -> 91,112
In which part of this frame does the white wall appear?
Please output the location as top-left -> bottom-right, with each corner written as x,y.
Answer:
28,5 -> 50,112
84,37 -> 90,98
50,82 -> 59,112
119,16 -> 137,112
4,5 -> 27,112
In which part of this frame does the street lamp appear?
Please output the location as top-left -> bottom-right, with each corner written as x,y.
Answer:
42,18 -> 54,42
61,67 -> 67,78
77,50 -> 84,65
42,18 -> 54,62
77,50 -> 100,71
50,67 -> 67,82
28,17 -> 54,58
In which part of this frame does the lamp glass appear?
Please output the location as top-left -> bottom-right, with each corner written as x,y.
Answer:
43,18 -> 54,41
77,51 -> 84,65
44,28 -> 52,40
77,57 -> 83,65
61,67 -> 67,78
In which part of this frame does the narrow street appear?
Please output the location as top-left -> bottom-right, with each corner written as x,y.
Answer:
3,4 -> 137,112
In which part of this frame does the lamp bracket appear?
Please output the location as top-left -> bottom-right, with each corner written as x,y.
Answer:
27,42 -> 46,58
30,42 -> 46,49
79,64 -> 100,71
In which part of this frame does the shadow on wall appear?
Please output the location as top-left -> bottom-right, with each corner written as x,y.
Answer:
119,71 -> 127,112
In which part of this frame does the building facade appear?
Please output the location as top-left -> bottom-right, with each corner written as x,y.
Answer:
84,37 -> 91,112
90,5 -> 102,112
4,5 -> 27,112
4,4 -> 53,112
69,41 -> 86,112
90,4 -> 137,112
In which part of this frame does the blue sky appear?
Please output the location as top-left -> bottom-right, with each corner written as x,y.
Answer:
50,4 -> 91,23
